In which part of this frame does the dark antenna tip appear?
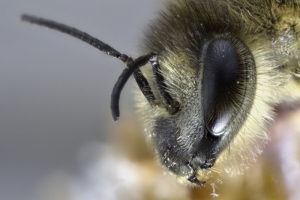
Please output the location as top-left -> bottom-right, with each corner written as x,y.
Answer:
20,14 -> 27,19
21,14 -> 28,19
113,115 -> 119,122
21,14 -> 36,23
111,90 -> 120,121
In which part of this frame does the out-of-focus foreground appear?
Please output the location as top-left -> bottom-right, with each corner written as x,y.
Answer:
35,105 -> 300,200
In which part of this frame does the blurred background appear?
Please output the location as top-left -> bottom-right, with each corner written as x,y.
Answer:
1,0 -> 160,199
1,0 -> 300,200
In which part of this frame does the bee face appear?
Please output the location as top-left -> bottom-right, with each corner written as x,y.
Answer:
22,0 -> 300,186
137,0 -> 300,184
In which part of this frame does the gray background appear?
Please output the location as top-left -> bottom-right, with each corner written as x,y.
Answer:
0,1 -> 161,199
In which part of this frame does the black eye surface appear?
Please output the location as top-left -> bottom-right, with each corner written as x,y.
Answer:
203,38 -> 255,137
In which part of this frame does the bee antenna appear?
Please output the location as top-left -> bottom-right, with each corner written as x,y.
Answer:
21,14 -> 123,60
111,53 -> 156,121
21,14 -> 156,121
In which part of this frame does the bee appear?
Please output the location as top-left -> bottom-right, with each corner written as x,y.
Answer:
21,0 -> 300,186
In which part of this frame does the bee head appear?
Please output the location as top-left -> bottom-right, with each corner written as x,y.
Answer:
141,34 -> 256,184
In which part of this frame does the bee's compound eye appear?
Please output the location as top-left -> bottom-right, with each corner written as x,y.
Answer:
202,38 -> 255,137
